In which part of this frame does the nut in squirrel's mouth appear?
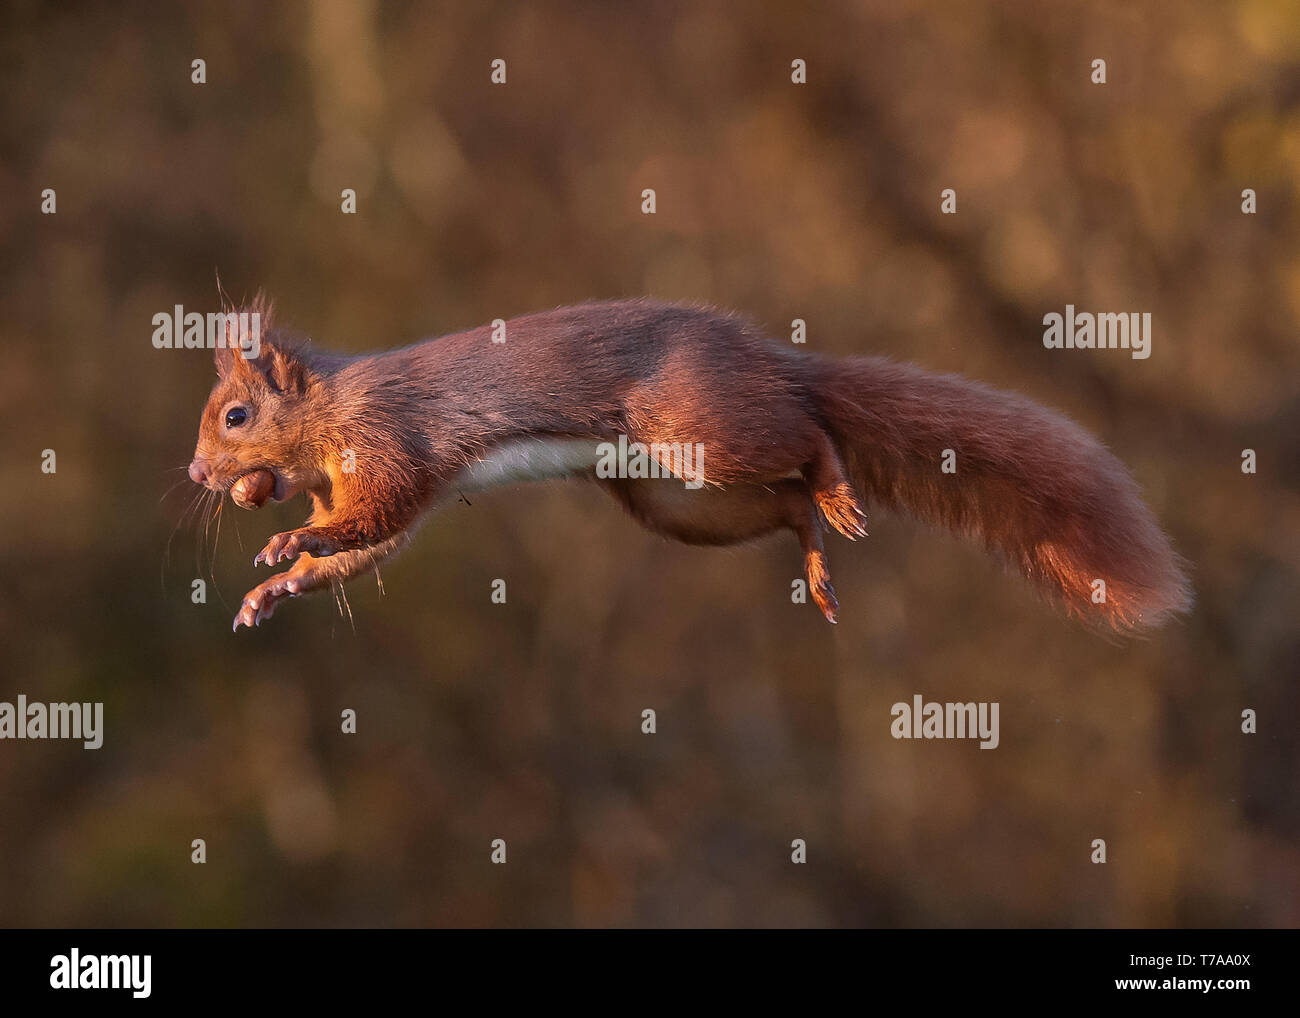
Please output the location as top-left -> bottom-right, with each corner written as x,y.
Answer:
229,469 -> 296,509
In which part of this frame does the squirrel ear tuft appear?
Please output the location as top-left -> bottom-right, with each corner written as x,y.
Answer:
213,298 -> 301,390
250,343 -> 309,394
216,338 -> 306,393
214,313 -> 256,380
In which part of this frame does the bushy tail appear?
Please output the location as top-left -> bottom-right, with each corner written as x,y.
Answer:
814,356 -> 1192,630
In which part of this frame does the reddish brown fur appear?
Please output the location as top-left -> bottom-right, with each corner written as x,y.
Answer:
812,358 -> 1193,628
187,297 -> 1191,631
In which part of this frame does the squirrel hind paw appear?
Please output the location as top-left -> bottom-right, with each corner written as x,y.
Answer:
816,483 -> 868,541
805,551 -> 840,623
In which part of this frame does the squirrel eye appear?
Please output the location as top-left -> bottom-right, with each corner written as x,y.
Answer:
225,407 -> 248,429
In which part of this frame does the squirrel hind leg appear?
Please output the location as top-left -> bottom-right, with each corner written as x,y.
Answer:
598,476 -> 841,623
785,485 -> 839,624
803,431 -> 868,542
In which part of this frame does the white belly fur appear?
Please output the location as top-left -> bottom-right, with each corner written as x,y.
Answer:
453,437 -> 602,492
451,437 -> 806,493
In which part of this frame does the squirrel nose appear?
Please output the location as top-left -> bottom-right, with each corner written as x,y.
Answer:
188,459 -> 210,486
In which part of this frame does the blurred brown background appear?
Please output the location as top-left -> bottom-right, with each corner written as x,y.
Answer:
0,0 -> 1296,927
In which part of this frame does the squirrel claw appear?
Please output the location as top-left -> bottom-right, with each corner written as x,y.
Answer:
814,582 -> 839,624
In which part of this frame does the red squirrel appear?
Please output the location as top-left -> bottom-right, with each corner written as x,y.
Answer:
186,297 -> 1191,632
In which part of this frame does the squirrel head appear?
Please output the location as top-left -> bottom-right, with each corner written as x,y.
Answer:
188,302 -> 316,508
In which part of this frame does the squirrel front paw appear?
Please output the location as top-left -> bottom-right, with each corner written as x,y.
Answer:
233,573 -> 303,630
254,527 -> 340,566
